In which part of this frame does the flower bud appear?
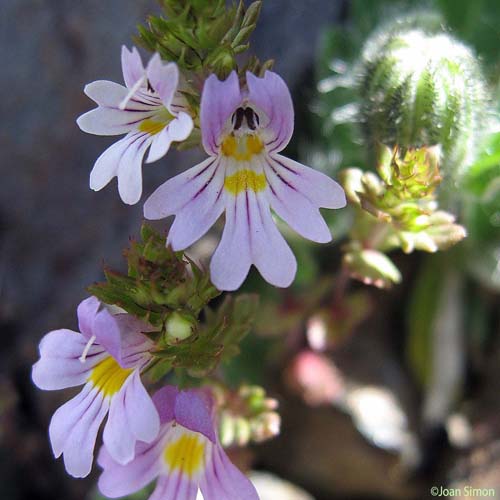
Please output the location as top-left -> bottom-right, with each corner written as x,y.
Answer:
359,16 -> 489,179
215,384 -> 281,448
343,249 -> 402,289
165,312 -> 194,343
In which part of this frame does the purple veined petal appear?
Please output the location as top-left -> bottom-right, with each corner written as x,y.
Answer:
103,371 -> 159,465
269,154 -> 346,209
89,131 -> 152,205
167,161 -> 224,251
148,476 -> 171,500
91,308 -> 123,364
32,329 -> 106,390
146,126 -> 172,164
103,381 -> 137,465
91,307 -> 155,367
263,155 -> 332,243
152,386 -> 179,425
98,432 -> 167,498
174,390 -> 216,444
200,444 -> 258,500
89,134 -> 130,193
77,296 -> 100,338
210,192 -> 252,291
147,54 -> 179,111
83,80 -> 159,112
83,80 -> 129,107
246,71 -> 294,154
49,383 -> 110,478
148,473 -> 198,500
122,46 -> 145,89
112,314 -> 155,367
144,156 -> 219,220
168,111 -> 193,142
77,106 -> 155,136
117,132 -> 154,205
200,71 -> 242,155
124,371 -> 160,444
247,189 -> 297,288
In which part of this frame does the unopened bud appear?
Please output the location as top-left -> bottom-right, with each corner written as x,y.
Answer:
165,312 -> 194,343
344,249 -> 402,289
359,15 -> 489,179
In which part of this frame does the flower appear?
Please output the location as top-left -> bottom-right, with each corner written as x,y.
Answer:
77,46 -> 194,205
31,297 -> 160,478
144,70 -> 346,291
98,386 -> 259,500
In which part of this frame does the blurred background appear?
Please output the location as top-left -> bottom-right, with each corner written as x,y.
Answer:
2,1 -> 500,499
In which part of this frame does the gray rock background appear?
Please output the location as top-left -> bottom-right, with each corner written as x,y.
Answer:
0,1 -> 343,499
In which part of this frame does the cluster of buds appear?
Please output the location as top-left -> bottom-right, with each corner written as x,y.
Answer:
89,224 -> 259,378
341,145 -> 467,288
213,384 -> 281,448
139,0 -> 271,82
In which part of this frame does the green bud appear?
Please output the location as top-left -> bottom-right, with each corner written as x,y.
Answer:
205,47 -> 237,79
250,412 -> 281,443
234,417 -> 252,446
165,312 -> 195,343
339,168 -> 364,205
219,411 -> 236,448
242,1 -> 262,28
215,383 -> 281,448
343,248 -> 402,289
359,15 -> 489,179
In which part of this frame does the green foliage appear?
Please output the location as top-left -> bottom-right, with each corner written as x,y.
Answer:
88,224 -> 219,327
88,225 -> 258,378
462,131 -> 500,290
137,0 -> 270,79
406,255 -> 446,386
153,294 -> 259,377
340,146 -> 466,287
214,384 -> 280,447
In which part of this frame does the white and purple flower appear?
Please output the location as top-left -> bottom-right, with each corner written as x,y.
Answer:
144,70 -> 346,291
98,386 -> 259,500
32,297 -> 160,478
77,46 -> 193,205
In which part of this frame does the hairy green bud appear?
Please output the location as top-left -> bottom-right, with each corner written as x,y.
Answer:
359,16 -> 489,179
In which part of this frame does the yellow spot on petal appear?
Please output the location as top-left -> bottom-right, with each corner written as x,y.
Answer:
138,118 -> 166,136
88,356 -> 133,397
221,134 -> 264,161
224,170 -> 267,195
164,432 -> 206,477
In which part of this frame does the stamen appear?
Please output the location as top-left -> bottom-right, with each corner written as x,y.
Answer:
232,107 -> 245,130
79,335 -> 96,363
119,75 -> 147,110
244,107 -> 257,130
231,107 -> 260,131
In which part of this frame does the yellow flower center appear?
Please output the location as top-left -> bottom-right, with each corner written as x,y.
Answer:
88,356 -> 133,397
164,432 -> 206,477
138,108 -> 174,136
221,134 -> 264,161
224,170 -> 267,195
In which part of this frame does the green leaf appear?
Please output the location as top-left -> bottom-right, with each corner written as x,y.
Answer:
406,255 -> 446,387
